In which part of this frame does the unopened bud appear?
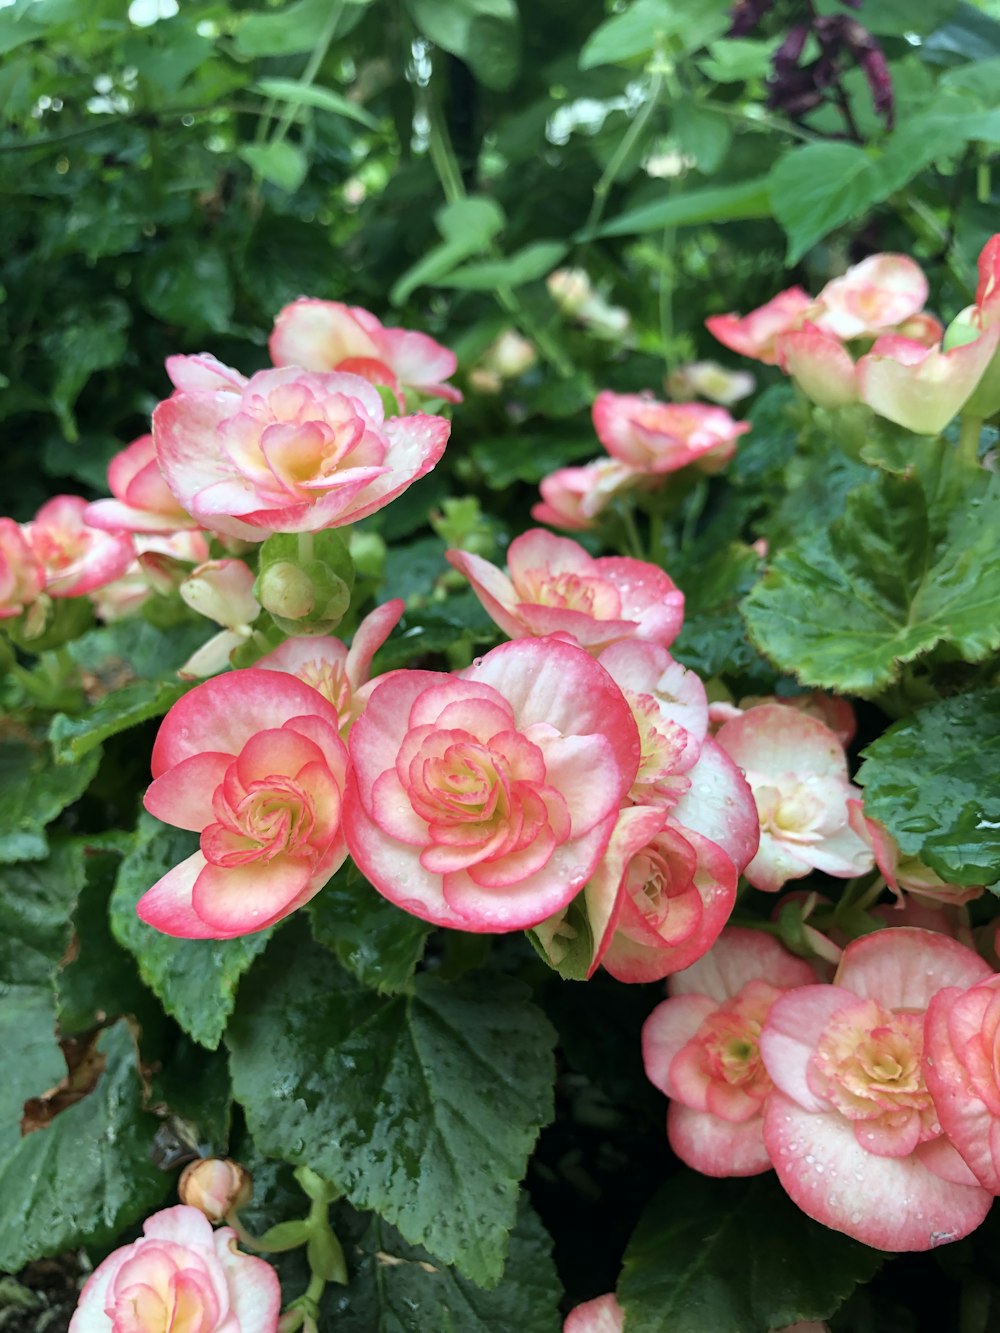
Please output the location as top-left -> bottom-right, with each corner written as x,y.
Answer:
257,561 -> 316,621
178,1157 -> 252,1222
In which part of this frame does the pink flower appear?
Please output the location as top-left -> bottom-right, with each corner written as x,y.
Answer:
178,1159 -> 253,1223
811,254 -> 929,340
706,287 -> 815,365
86,434 -> 199,535
775,324 -> 859,410
446,529 -> 684,654
760,928 -> 993,1250
343,638 -> 641,932
563,1293 -> 624,1333
666,360 -> 756,406
720,692 -> 857,748
26,496 -> 134,599
592,392 -> 749,476
177,559 -> 261,679
0,518 -> 44,619
257,598 -> 404,732
531,459 -> 642,532
152,366 -> 450,541
68,1204 -> 280,1333
715,704 -> 873,893
269,298 -> 461,403
856,330 -> 1000,435
925,974 -> 1000,1193
974,233 -> 1000,329
643,929 -> 815,1176
140,669 -> 349,938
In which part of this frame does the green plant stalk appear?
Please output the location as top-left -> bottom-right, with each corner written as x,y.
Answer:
270,0 -> 348,149
958,414 -> 983,467
581,68 -> 665,240
297,531 -> 316,566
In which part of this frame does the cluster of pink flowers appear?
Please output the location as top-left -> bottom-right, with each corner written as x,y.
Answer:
707,239 -> 1000,435
531,382 -> 750,533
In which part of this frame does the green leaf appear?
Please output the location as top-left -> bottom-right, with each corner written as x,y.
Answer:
390,197 -> 506,306
308,862 -> 431,994
742,450 -> 1000,695
671,544 -> 764,678
768,144 -> 881,264
618,1172 -> 881,1333
110,815 -> 272,1050
580,0 -> 728,68
254,77 -> 379,129
672,102 -> 732,172
0,1022 -> 169,1273
49,678 -> 191,765
469,431 -> 595,488
228,929 -> 556,1286
405,0 -> 520,91
0,840 -> 85,988
238,141 -> 309,193
589,177 -> 771,239
236,0 -> 368,57
0,985 -> 66,1159
139,243 -> 234,334
697,36 -> 779,83
433,240 -> 566,291
42,298 -> 130,438
0,728 -> 101,863
333,1195 -> 562,1331
858,689 -> 1000,887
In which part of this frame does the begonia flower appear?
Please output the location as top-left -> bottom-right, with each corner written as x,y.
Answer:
178,1158 -> 253,1223
811,253 -> 929,340
925,973 -> 1000,1193
714,692 -> 856,748
140,668 -> 349,938
592,392 -> 749,476
343,637 -> 641,932
666,360 -> 756,406
714,704 -> 872,893
563,1293 -> 624,1332
469,329 -> 537,393
760,927 -> 993,1249
91,530 -> 210,623
0,518 -> 45,619
848,801 -> 983,908
68,1204 -> 280,1333
177,559 -> 261,679
706,287 -> 814,365
446,529 -> 684,654
856,330 -> 1000,435
152,366 -> 450,541
547,269 -> 631,337
257,598 -> 404,733
85,433 -> 200,535
643,929 -> 815,1175
269,298 -> 461,403
775,324 -> 859,409
25,495 -> 134,599
531,459 -> 642,532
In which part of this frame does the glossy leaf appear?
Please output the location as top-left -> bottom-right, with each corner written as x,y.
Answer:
0,729 -> 100,863
49,678 -> 191,764
308,862 -> 431,995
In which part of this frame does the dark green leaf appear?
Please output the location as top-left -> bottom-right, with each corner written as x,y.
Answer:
469,432 -> 595,489
308,862 -> 431,994
254,77 -> 380,129
0,840 -> 85,987
858,689 -> 1000,887
42,298 -> 130,437
769,144 -> 881,263
139,244 -> 234,334
0,729 -> 101,863
0,1023 -> 169,1273
110,815 -> 272,1050
49,678 -> 191,765
228,930 -> 556,1286
672,544 -> 764,678
405,0 -> 520,91
618,1172 -> 881,1333
390,197 -> 506,305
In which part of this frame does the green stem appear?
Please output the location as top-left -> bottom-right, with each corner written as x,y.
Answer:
270,0 -> 347,149
615,499 -> 646,561
958,414 -> 983,467
581,69 -> 664,239
659,224 -> 676,378
297,532 -> 315,565
978,160 -> 992,205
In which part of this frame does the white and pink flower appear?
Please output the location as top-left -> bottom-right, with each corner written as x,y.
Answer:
706,287 -> 815,365
446,529 -> 684,655
269,298 -> 461,403
85,433 -> 199,535
531,459 -> 642,532
343,637 -> 640,932
563,1293 -> 624,1333
177,559 -> 261,679
714,704 -> 872,893
666,360 -> 756,406
0,518 -> 45,619
152,365 -> 450,541
69,1205 -> 280,1333
644,929 -> 816,1176
592,392 -> 749,476
140,669 -> 349,938
25,495 -> 134,599
856,330 -> 1000,435
811,253 -> 929,341
760,928 -> 994,1249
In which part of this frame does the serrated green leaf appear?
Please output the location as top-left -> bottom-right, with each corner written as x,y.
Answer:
768,144 -> 881,264
49,678 -> 191,764
0,1022 -> 169,1272
618,1173 -> 881,1333
0,729 -> 101,863
110,815 -> 272,1050
742,452 -> 1000,695
254,77 -> 379,129
588,177 -> 770,239
434,240 -> 566,291
228,929 -> 556,1286
239,141 -> 309,193
0,840 -> 85,988
308,862 -> 430,994
858,689 -> 1000,887
331,1195 -> 562,1331
671,544 -> 764,678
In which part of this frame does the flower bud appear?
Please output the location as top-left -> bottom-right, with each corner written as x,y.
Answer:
257,561 -> 316,621
178,1157 -> 253,1222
